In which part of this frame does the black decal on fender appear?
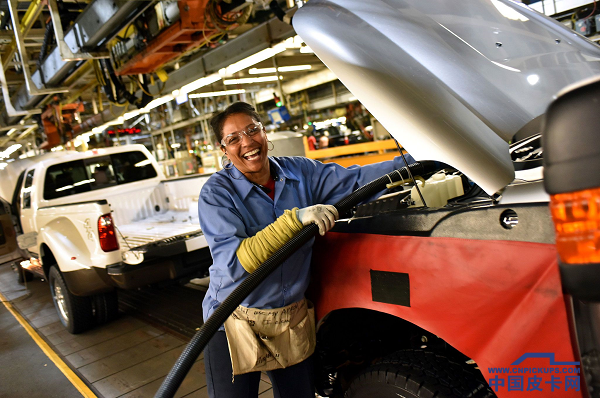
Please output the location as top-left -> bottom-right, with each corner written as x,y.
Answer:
370,270 -> 410,307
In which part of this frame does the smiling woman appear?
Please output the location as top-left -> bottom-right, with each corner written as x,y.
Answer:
197,102 -> 415,398
210,102 -> 272,186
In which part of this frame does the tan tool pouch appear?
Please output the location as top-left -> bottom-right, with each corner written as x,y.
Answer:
224,299 -> 316,376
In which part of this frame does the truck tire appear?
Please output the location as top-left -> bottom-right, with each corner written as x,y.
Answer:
93,290 -> 119,325
345,350 -> 495,398
48,266 -> 94,334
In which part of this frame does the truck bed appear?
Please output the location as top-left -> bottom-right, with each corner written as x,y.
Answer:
116,209 -> 201,249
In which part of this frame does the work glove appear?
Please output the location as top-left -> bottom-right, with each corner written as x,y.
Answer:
296,204 -> 339,236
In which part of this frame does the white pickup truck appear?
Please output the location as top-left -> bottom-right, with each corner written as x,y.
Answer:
6,144 -> 212,333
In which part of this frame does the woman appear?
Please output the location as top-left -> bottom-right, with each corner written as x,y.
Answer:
198,102 -> 415,398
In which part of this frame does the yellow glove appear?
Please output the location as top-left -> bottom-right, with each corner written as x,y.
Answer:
236,208 -> 303,273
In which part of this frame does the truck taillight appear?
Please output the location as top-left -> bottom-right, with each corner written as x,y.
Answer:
550,188 -> 600,264
98,214 -> 119,252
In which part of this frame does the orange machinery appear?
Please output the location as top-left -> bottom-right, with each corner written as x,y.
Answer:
113,0 -> 248,75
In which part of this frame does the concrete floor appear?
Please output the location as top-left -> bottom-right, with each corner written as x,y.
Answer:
0,302 -> 82,398
0,262 -> 275,398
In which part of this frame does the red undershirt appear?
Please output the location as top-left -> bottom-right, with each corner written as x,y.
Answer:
263,178 -> 276,200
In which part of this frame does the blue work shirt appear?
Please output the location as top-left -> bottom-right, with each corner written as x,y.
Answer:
198,155 -> 415,324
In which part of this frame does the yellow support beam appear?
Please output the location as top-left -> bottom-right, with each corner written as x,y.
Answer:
304,138 -> 399,159
303,137 -> 406,167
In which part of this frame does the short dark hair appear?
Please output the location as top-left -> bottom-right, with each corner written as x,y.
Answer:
210,102 -> 262,145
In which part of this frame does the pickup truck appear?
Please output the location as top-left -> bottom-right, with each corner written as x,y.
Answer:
290,1 -> 600,398
6,144 -> 212,333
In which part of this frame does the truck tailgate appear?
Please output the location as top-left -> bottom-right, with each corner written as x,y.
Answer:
116,210 -> 204,250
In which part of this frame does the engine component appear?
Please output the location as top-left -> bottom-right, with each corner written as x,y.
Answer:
410,172 -> 464,208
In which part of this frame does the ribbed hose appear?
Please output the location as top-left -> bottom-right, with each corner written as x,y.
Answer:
155,161 -> 439,398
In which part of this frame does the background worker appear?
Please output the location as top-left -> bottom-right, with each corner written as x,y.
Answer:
198,102 -> 415,398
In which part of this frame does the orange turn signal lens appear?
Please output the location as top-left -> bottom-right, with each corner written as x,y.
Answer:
550,187 -> 600,264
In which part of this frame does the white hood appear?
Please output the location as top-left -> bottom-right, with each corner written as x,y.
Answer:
293,0 -> 600,194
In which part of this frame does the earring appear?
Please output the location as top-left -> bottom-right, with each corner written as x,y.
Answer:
267,139 -> 274,151
222,155 -> 233,169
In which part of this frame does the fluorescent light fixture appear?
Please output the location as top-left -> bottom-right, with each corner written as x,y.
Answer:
250,65 -> 312,74
0,143 -> 22,158
6,128 -> 17,136
221,43 -> 286,76
189,89 -> 246,98
283,35 -> 304,49
0,162 -> 7,170
224,76 -> 281,85
249,67 -> 277,74
124,109 -> 148,120
300,46 -> 314,54
106,119 -> 123,126
180,73 -> 221,95
145,95 -> 174,110
175,93 -> 189,104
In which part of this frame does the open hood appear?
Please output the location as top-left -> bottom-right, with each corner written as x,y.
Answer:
294,0 -> 600,194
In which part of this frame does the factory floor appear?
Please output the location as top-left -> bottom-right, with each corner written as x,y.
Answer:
0,262 -> 276,398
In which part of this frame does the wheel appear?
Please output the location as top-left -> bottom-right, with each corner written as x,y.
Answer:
93,290 -> 119,325
345,350 -> 495,398
16,262 -> 33,283
48,266 -> 94,334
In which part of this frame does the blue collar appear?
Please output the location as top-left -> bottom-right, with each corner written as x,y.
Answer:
227,157 -> 300,200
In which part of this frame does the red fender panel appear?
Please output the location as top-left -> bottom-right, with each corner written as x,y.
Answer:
311,233 -> 581,398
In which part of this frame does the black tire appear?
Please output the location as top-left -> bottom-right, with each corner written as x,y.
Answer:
16,262 -> 33,283
93,290 -> 119,325
48,266 -> 94,334
345,350 -> 495,398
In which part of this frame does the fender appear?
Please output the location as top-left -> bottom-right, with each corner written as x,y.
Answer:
37,216 -> 119,296
311,232 -> 579,398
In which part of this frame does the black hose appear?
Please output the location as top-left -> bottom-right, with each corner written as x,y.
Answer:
154,161 -> 440,398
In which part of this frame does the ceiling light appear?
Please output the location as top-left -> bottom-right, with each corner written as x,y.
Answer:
283,35 -> 305,49
250,65 -> 312,74
0,144 -> 22,159
6,128 -> 17,136
249,67 -> 277,74
180,73 -> 221,96
189,89 -> 246,98
278,65 -> 312,72
224,76 -> 281,85
124,109 -> 148,120
220,43 -> 287,76
144,95 -> 174,110
300,46 -> 314,54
